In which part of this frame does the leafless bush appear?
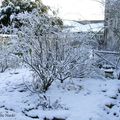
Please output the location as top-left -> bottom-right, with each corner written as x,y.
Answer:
16,10 -> 94,93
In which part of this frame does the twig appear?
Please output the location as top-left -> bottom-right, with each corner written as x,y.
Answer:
95,52 -> 118,68
94,50 -> 120,55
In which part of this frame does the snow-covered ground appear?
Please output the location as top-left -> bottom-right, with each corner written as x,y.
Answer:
0,68 -> 120,120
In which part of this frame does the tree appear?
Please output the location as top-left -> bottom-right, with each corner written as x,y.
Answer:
0,0 -> 48,27
104,0 -> 120,51
0,0 -> 63,34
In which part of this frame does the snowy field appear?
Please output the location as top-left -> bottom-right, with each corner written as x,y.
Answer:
0,68 -> 120,120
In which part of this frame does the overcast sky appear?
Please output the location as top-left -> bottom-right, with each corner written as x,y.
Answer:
0,0 -> 2,6
0,0 -> 105,20
43,0 -> 105,20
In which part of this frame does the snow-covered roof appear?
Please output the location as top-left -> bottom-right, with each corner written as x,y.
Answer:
63,20 -> 104,33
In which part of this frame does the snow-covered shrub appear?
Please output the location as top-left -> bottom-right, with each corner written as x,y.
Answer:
14,10 -> 61,92
38,96 -> 68,110
54,37 -> 93,81
0,35 -> 19,72
13,5 -> 97,92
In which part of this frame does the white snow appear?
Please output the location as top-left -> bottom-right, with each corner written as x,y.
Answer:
63,20 -> 103,32
0,68 -> 120,120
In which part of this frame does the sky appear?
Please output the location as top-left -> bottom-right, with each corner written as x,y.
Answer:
0,0 -> 105,20
43,0 -> 105,20
0,0 -> 1,6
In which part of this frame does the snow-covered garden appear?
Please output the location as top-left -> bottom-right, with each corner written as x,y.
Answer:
0,0 -> 120,120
